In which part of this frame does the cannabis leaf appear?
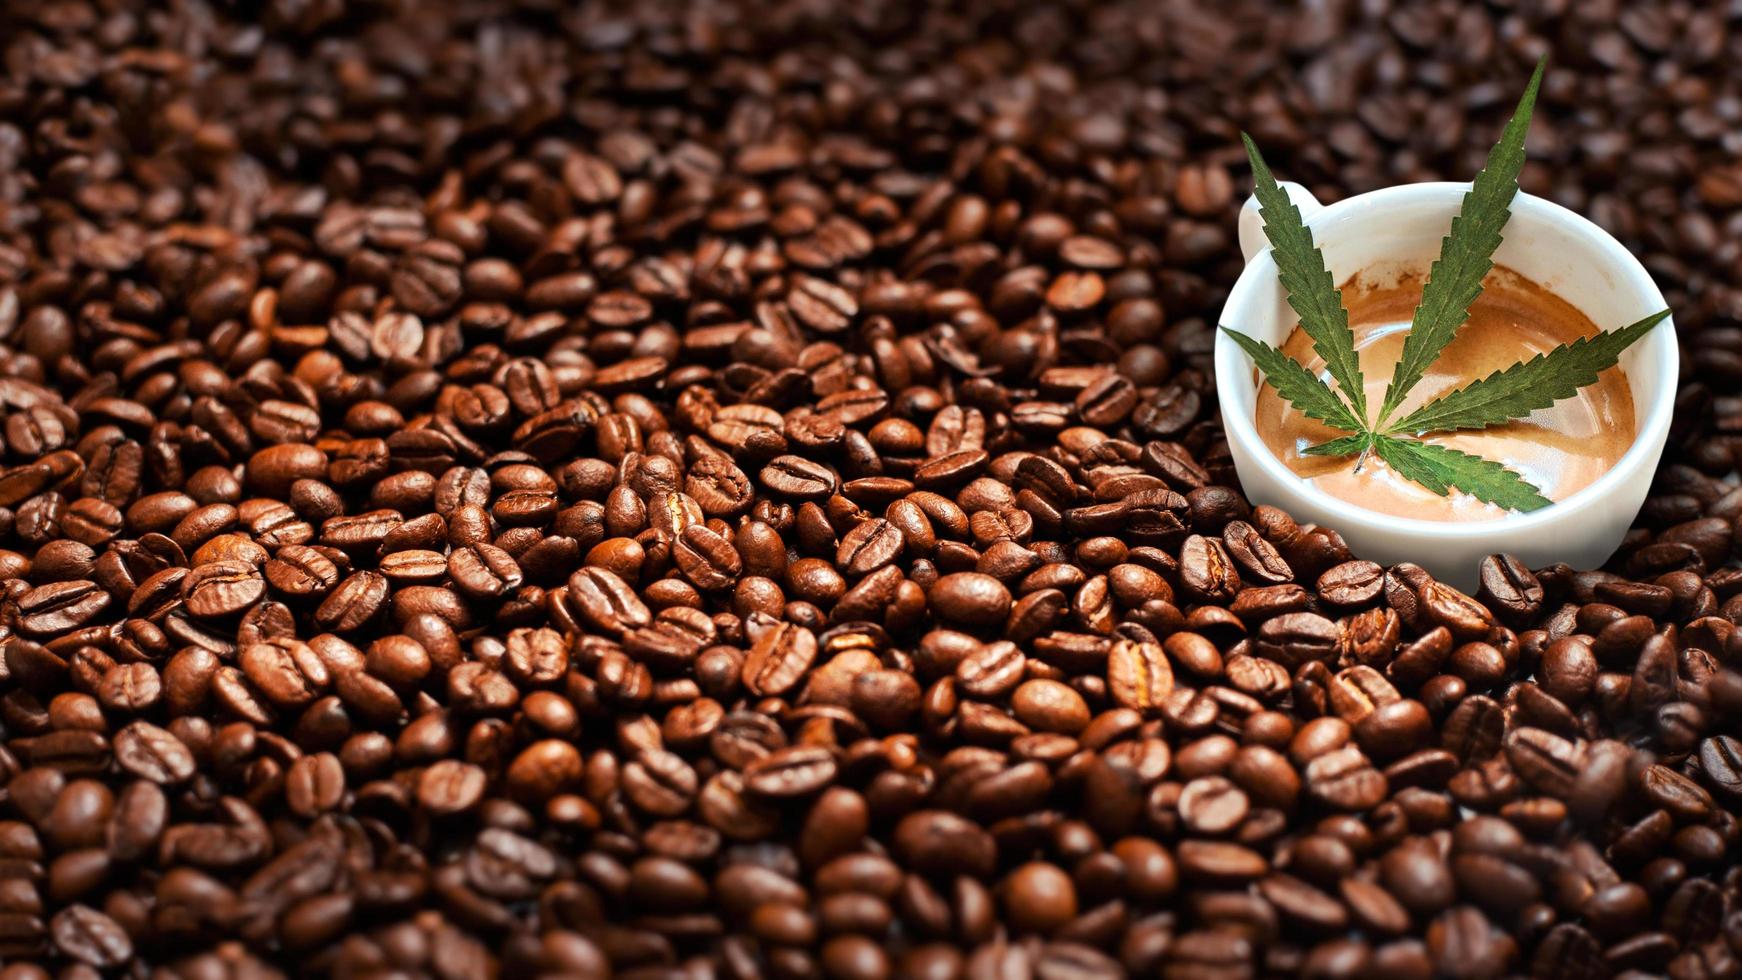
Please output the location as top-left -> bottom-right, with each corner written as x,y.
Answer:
1241,133 -> 1367,423
1223,327 -> 1362,432
1372,436 -> 1552,513
1390,309 -> 1670,435
1302,433 -> 1372,457
1229,59 -> 1672,516
1375,57 -> 1545,430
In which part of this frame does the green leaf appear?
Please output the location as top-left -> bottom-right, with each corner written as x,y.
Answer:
1223,327 -> 1363,433
1376,57 -> 1546,428
1242,133 -> 1367,423
1372,435 -> 1552,513
1302,433 -> 1372,457
1390,309 -> 1669,435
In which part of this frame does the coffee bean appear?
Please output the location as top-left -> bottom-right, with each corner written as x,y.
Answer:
1319,560 -> 1386,606
1476,553 -> 1544,624
111,722 -> 195,785
893,811 -> 996,879
1256,612 -> 1340,669
17,580 -> 110,635
566,567 -> 651,636
285,753 -> 346,817
378,548 -> 448,582
1428,906 -> 1514,979
264,544 -> 340,597
684,456 -> 753,515
1632,632 -> 1678,717
1537,636 -> 1597,707
1699,735 -> 1742,800
673,524 -> 742,591
1010,679 -> 1091,734
760,456 -> 838,499
314,571 -> 388,632
1504,728 -> 1586,798
1639,764 -> 1716,822
240,640 -> 328,707
1178,776 -> 1250,835
837,518 -> 904,577
928,572 -> 1012,628
419,760 -> 488,815
107,781 -> 168,863
1305,746 -> 1388,811
50,905 -> 131,968
956,641 -> 1027,698
741,623 -> 817,697
744,745 -> 838,798
1531,924 -> 1605,980
1107,639 -> 1174,712
994,862 -> 1074,935
1179,535 -> 1241,602
182,560 -> 266,618
1177,840 -> 1268,884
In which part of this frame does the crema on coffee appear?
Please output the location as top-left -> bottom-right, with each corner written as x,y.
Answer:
1253,265 -> 1636,522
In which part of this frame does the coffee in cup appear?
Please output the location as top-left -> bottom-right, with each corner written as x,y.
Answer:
1252,263 -> 1635,522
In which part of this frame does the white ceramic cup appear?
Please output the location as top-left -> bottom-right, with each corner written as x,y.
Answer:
1214,181 -> 1678,592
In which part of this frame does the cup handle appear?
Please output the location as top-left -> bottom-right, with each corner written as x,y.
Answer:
1238,181 -> 1324,263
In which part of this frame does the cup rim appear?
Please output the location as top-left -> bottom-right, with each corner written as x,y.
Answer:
1214,181 -> 1678,541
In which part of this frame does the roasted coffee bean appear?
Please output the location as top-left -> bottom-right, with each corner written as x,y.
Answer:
378,548 -> 448,583
447,543 -> 524,600
182,560 -> 267,618
673,524 -> 743,591
1700,736 -> 1742,801
1107,639 -> 1174,712
1179,535 -> 1241,602
1010,679 -> 1091,734
51,904 -> 132,968
1504,728 -> 1585,798
761,456 -> 838,499
240,640 -> 329,707
1178,776 -> 1250,835
1256,612 -> 1340,669
1319,560 -> 1385,606
264,544 -> 341,597
111,723 -> 195,785
1177,840 -> 1268,885
419,760 -> 488,815
566,567 -> 650,635
837,519 -> 905,577
929,572 -> 1013,628
744,745 -> 839,798
314,571 -> 389,632
1476,554 -> 1544,625
741,623 -> 817,697
17,581 -> 110,635
1305,746 -> 1388,811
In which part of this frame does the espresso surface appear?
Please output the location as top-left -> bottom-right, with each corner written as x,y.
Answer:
1254,265 -> 1637,521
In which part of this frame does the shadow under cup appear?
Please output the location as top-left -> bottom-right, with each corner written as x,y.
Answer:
1214,183 -> 1678,591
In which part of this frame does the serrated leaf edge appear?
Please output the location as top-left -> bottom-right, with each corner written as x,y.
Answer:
1375,57 -> 1546,428
1242,133 -> 1368,424
1372,435 -> 1552,513
1388,309 -> 1669,435
1223,326 -> 1363,433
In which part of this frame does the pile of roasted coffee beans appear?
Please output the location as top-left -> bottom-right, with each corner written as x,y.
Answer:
3,1 -> 1742,977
